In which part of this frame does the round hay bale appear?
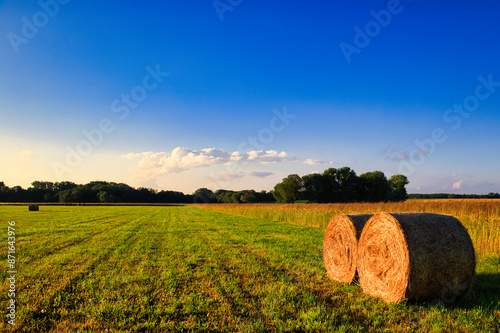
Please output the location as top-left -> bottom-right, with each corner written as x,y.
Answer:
323,214 -> 372,283
357,212 -> 476,303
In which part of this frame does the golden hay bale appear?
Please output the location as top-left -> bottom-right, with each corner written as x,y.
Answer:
323,214 -> 372,283
357,212 -> 476,303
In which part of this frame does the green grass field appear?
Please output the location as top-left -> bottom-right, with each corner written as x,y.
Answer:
0,205 -> 499,332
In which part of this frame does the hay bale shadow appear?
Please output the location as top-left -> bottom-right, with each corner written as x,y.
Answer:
404,272 -> 500,310
453,272 -> 500,310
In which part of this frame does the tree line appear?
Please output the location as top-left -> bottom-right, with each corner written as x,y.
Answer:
272,167 -> 409,203
0,181 -> 191,203
192,188 -> 275,203
408,193 -> 500,199
1,167 -> 407,204
0,181 -> 275,204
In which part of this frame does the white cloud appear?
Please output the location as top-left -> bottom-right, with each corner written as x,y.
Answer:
304,158 -> 334,166
250,171 -> 275,178
122,152 -> 143,160
13,149 -> 35,162
380,142 -> 399,156
246,150 -> 288,163
391,152 -> 410,162
213,171 -> 246,182
415,148 -> 430,156
122,147 -> 288,180
452,180 -> 464,190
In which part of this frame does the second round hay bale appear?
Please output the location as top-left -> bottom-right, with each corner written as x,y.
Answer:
357,212 -> 476,303
323,214 -> 372,283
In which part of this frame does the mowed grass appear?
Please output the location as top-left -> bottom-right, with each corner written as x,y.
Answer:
0,205 -> 498,332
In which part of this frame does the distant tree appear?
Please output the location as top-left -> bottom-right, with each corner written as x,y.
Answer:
193,188 -> 214,203
358,171 -> 391,202
212,189 -> 228,203
9,186 -> 27,202
0,182 -> 8,202
320,168 -> 341,202
31,181 -> 55,191
387,174 -> 409,201
54,181 -> 77,191
137,187 -> 158,203
334,167 -> 359,202
302,173 -> 331,203
254,190 -> 275,203
273,174 -> 302,203
157,190 -> 188,203
58,186 -> 96,203
99,191 -> 119,203
271,187 -> 284,203
43,193 -> 55,202
240,190 -> 257,203
28,181 -> 58,202
220,191 -> 240,203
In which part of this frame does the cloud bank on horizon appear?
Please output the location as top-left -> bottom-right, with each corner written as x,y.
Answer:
122,148 -> 291,180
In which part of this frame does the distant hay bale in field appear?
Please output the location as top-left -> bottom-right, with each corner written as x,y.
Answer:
28,205 -> 39,211
323,214 -> 372,283
357,212 -> 476,303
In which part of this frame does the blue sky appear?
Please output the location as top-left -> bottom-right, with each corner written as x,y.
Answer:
1,0 -> 499,194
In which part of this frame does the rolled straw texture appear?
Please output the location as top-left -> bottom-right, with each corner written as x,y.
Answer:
357,212 -> 476,303
323,214 -> 372,283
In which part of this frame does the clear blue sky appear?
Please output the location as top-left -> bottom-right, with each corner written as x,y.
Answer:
1,0 -> 499,194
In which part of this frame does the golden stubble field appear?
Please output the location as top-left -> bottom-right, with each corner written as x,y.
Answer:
199,199 -> 500,260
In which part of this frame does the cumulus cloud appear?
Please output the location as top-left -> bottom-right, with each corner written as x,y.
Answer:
390,152 -> 410,162
386,148 -> 429,162
212,171 -> 246,182
250,171 -> 275,178
304,158 -> 334,166
415,148 -> 430,156
14,149 -> 35,162
246,150 -> 287,163
123,147 -> 288,180
452,180 -> 464,190
380,142 -> 399,156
